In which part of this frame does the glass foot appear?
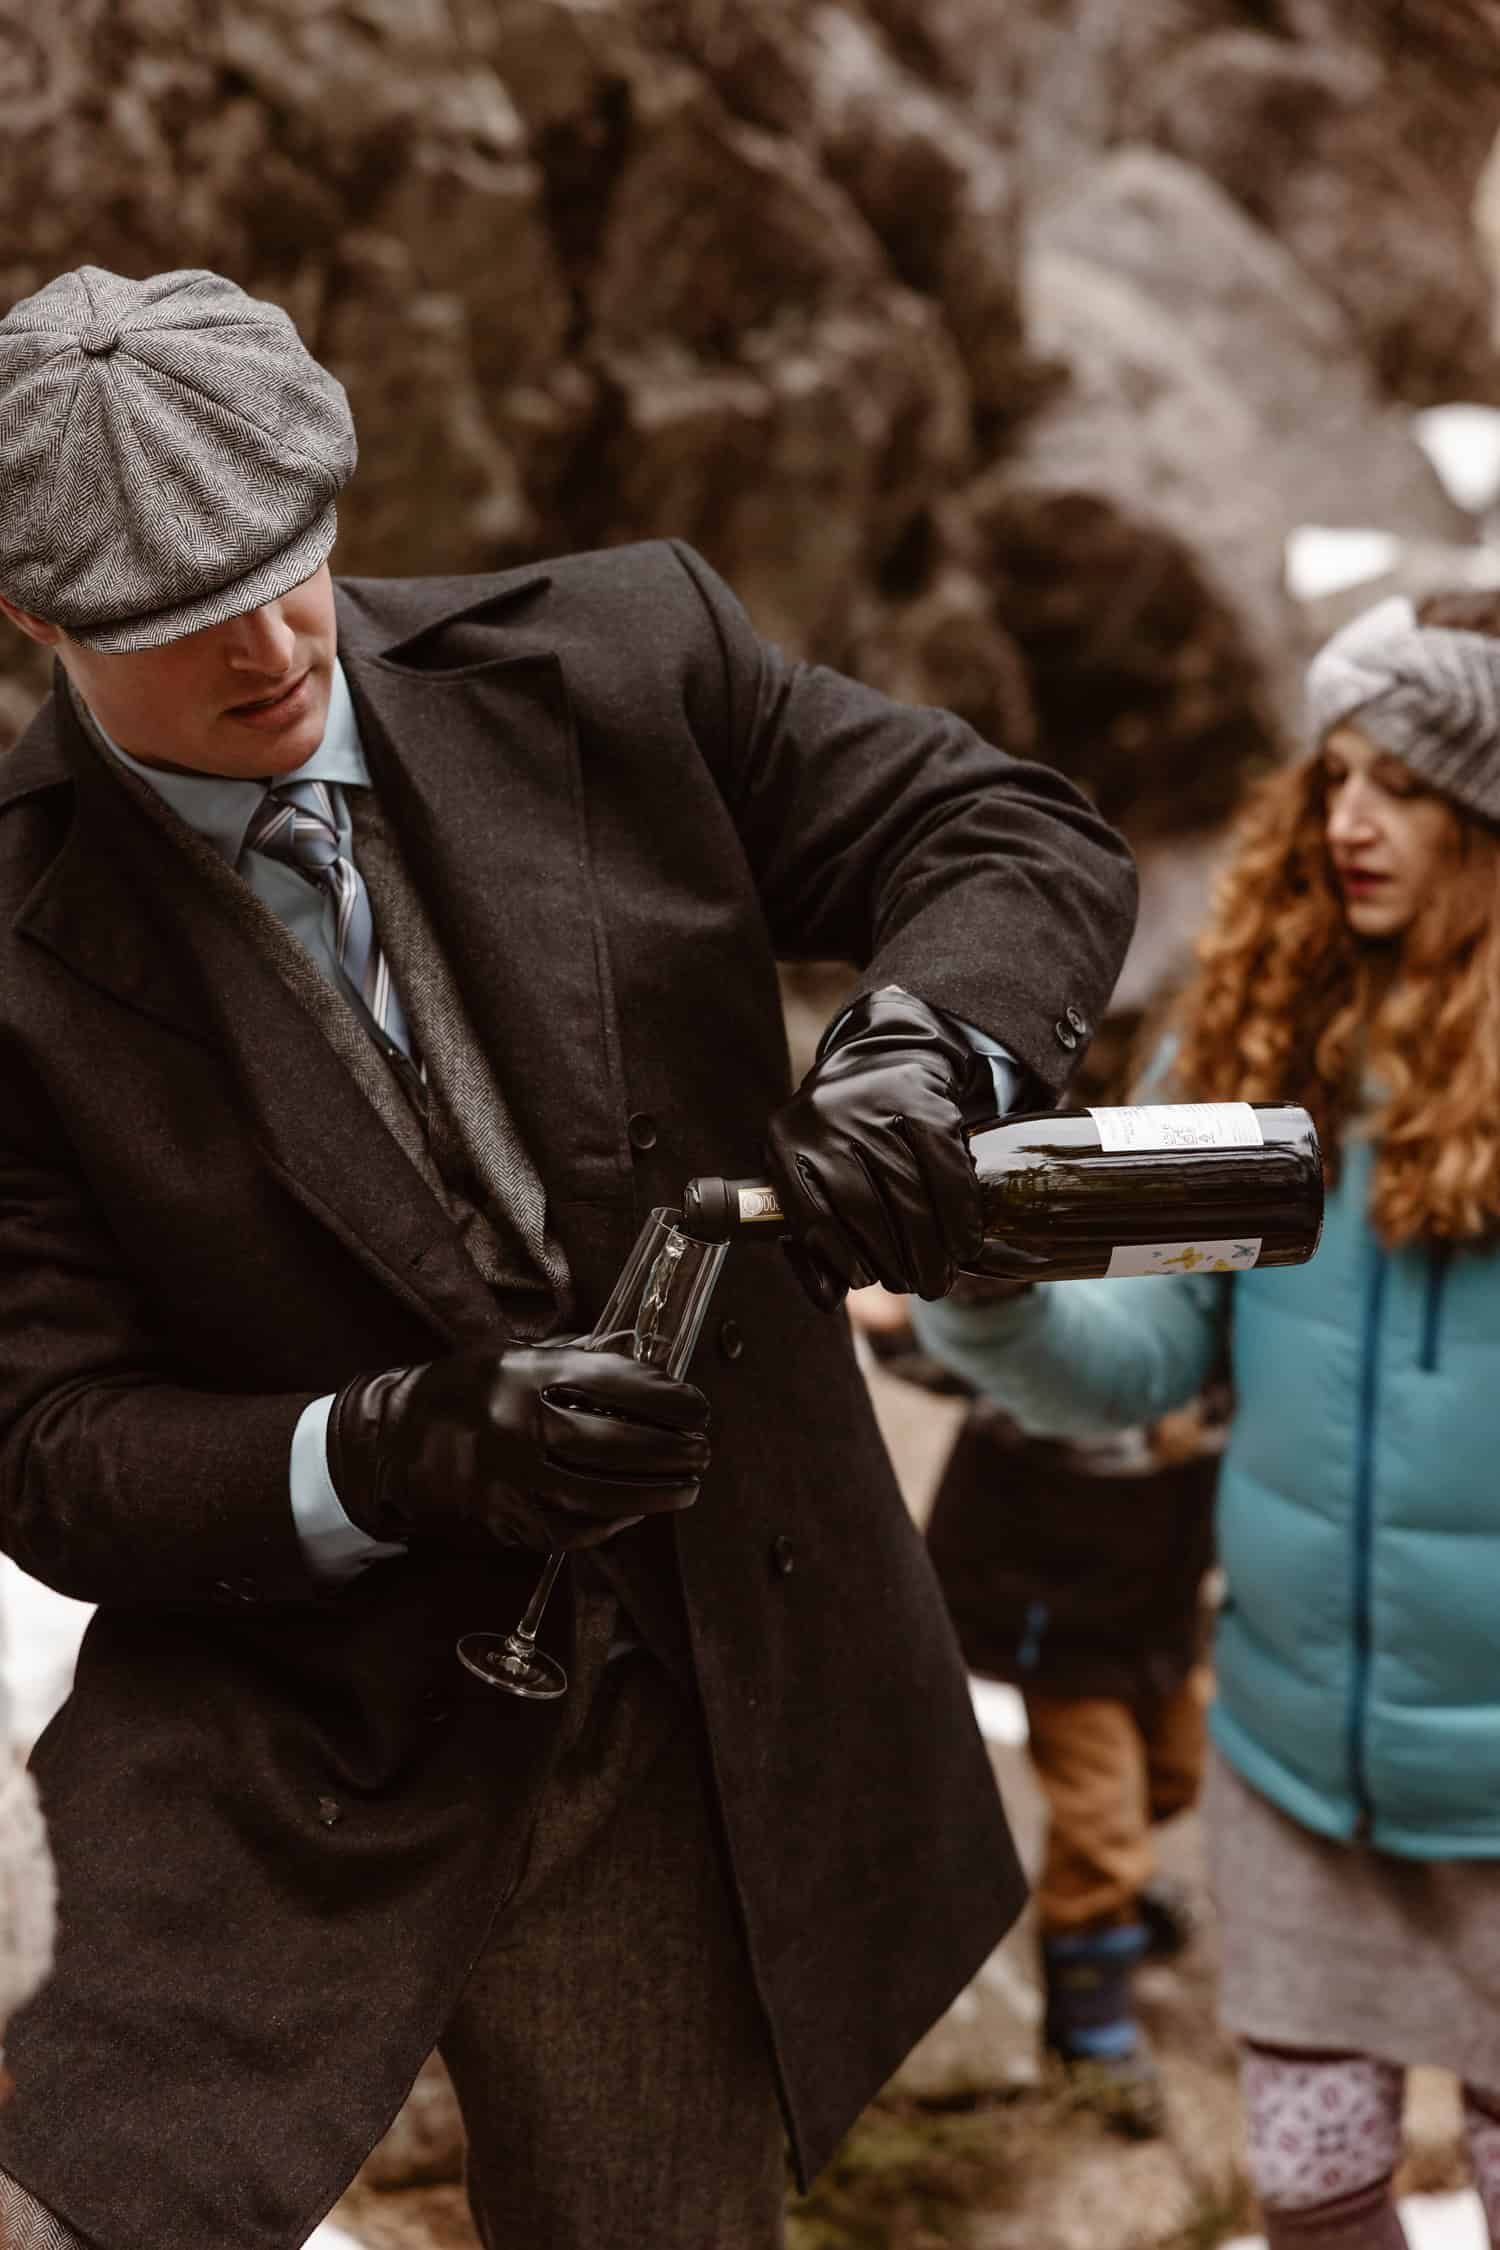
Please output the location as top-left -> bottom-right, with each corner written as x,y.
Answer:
457,1631 -> 568,1700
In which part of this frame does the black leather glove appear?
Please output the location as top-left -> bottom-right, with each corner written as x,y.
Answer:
326,1341 -> 711,1554
765,986 -> 995,1310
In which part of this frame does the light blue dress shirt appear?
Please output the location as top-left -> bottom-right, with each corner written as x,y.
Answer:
96,664 -> 402,1581
98,670 -> 1027,1584
104,663 -> 378,1022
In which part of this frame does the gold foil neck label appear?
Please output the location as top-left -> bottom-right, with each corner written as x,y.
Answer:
736,1184 -> 784,1226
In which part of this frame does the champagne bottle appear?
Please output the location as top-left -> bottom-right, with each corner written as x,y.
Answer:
681,1100 -> 1323,1282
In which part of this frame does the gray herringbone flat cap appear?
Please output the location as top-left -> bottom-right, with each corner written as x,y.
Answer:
0,266 -> 356,650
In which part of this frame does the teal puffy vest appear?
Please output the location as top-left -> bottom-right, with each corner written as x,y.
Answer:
1214,1134 -> 1500,1854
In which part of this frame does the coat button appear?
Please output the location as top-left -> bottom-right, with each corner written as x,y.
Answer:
718,1318 -> 744,1362
627,1112 -> 658,1151
1054,1019 -> 1079,1051
769,1535 -> 795,1578
316,1797 -> 342,1827
1066,1005 -> 1089,1036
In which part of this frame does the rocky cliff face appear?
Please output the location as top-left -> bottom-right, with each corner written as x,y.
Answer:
1,0 -> 1496,839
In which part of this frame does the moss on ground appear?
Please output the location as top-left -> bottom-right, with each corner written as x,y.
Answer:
783,2073 -> 1261,2250
785,2096 -> 1033,2249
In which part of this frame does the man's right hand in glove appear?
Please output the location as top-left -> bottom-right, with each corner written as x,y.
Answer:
326,1341 -> 711,1554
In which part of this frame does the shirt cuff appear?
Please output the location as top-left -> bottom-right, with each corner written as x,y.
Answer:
946,1015 -> 1025,1123
290,1396 -> 407,1583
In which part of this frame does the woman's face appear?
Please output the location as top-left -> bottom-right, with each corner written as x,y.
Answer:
1321,724 -> 1460,939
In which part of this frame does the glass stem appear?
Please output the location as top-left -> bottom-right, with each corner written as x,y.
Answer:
508,1547 -> 566,1653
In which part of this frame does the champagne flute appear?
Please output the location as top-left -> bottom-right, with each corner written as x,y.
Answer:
456,1208 -> 728,1699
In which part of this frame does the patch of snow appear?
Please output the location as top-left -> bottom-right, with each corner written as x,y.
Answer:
0,1560 -> 91,1750
1402,2195 -> 1491,2250
969,1675 -> 1028,1747
1284,526 -> 1403,601
1412,404 -> 1500,516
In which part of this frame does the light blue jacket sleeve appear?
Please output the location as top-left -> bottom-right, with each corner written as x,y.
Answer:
911,1272 -> 1226,1439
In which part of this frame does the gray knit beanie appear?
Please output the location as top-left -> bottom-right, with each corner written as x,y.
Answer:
1304,594 -> 1500,826
0,266 -> 356,651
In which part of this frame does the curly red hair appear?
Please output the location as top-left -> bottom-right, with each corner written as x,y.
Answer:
1172,596 -> 1500,1247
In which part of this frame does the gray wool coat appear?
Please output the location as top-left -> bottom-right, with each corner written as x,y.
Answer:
0,541 -> 1136,2250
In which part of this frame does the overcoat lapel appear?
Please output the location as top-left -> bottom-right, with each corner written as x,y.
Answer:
14,691 -> 503,1344
338,599 -> 634,1220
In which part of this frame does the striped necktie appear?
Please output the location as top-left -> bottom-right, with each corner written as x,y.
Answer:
245,779 -> 416,1064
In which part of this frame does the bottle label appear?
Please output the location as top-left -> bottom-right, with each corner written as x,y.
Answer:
1106,1238 -> 1262,1277
1087,1101 -> 1264,1152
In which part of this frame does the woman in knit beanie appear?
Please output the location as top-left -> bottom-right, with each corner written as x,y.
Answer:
0,1618 -> 54,2101
915,588 -> 1500,2250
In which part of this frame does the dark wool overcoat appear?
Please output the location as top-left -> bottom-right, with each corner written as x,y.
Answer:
0,542 -> 1136,2250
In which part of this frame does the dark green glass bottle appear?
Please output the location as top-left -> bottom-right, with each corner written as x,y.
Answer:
682,1101 -> 1324,1282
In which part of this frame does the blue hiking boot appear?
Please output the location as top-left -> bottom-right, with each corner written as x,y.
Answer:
1041,1922 -> 1167,2140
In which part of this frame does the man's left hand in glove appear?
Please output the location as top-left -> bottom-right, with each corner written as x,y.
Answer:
765,985 -> 1002,1310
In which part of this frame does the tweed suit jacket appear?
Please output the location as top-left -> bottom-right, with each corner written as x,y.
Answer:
0,541 -> 1136,2250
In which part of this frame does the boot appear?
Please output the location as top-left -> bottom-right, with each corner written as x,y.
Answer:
1041,1922 -> 1167,2140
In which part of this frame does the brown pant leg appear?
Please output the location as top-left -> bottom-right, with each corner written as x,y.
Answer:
1142,1663 -> 1210,1827
1021,1694 -> 1153,1935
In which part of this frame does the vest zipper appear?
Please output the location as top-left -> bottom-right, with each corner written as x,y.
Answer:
1346,1245 -> 1386,1835
1418,1244 -> 1451,1373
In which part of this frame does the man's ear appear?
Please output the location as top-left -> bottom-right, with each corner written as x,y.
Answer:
0,594 -> 64,648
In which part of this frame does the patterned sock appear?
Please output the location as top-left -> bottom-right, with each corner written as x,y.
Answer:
1462,2084 -> 1500,2243
1241,2043 -> 1405,2226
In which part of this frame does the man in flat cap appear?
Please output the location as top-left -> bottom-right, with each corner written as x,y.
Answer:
0,265 -> 1135,2250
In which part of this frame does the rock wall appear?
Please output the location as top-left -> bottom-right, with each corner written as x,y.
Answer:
2,0 -> 1497,846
